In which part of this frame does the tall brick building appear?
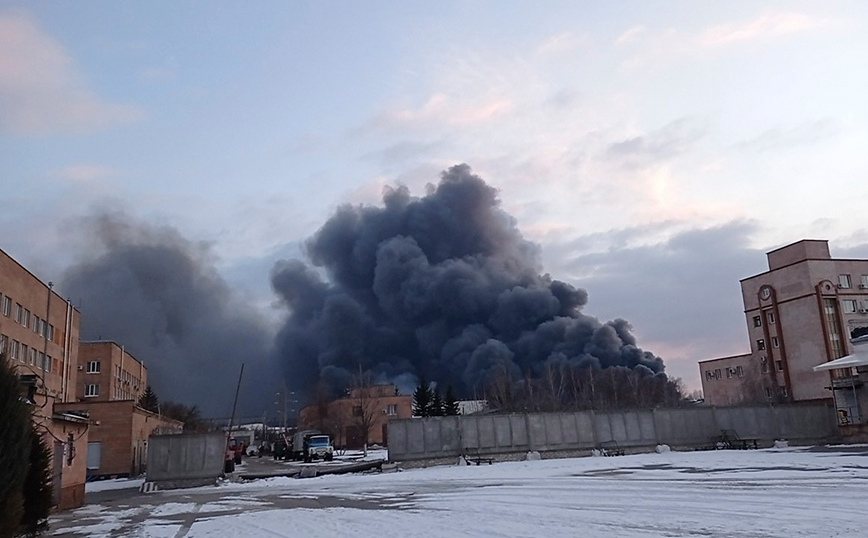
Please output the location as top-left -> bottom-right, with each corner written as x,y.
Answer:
56,341 -> 182,478
699,240 -> 868,425
0,247 -> 89,509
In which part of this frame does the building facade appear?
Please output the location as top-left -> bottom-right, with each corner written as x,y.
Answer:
299,384 -> 413,449
700,240 -> 868,422
55,340 -> 183,478
0,247 -> 88,510
55,400 -> 183,478
75,341 -> 147,404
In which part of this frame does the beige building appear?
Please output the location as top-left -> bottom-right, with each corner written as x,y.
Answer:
0,247 -> 89,510
700,240 -> 868,422
299,384 -> 413,449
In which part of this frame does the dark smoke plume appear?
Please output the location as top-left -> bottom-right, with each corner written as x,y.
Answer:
272,165 -> 665,398
62,213 -> 274,417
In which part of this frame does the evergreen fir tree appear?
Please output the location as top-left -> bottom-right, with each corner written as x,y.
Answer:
138,385 -> 159,413
412,376 -> 431,417
19,432 -> 52,537
430,387 -> 444,416
0,353 -> 32,538
443,385 -> 460,416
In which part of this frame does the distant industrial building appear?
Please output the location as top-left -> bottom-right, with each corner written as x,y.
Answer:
299,384 -> 412,449
699,240 -> 868,427
0,247 -> 89,509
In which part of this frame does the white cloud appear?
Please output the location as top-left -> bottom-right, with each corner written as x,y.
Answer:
0,10 -> 142,135
50,164 -> 119,184
615,25 -> 646,46
536,31 -> 587,55
701,12 -> 826,46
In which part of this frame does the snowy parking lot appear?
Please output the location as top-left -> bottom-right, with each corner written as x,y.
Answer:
51,445 -> 868,538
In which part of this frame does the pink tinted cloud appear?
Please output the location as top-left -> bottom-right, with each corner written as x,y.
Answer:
0,10 -> 142,135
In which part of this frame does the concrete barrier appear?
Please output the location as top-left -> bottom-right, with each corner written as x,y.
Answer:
387,402 -> 838,463
146,432 -> 226,488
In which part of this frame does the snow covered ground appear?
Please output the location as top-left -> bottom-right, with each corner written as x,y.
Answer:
51,446 -> 868,538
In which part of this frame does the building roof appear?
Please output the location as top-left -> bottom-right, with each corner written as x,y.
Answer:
813,340 -> 868,371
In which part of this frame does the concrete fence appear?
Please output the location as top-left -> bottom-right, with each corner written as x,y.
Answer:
146,431 -> 226,487
387,403 -> 838,462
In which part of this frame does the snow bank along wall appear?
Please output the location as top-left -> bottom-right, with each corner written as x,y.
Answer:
387,403 -> 837,462
146,431 -> 226,488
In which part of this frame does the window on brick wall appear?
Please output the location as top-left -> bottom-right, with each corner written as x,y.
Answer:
757,339 -> 766,351
85,384 -> 100,397
753,316 -> 762,327
86,361 -> 101,374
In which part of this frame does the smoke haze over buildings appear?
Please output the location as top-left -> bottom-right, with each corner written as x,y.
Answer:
62,213 -> 274,417
272,165 -> 665,398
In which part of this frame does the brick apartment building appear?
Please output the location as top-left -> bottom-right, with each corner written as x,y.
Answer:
0,247 -> 89,510
299,384 -> 412,449
699,240 -> 868,424
56,341 -> 183,478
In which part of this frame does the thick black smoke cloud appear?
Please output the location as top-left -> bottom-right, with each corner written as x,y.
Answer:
62,213 -> 274,417
272,165 -> 664,397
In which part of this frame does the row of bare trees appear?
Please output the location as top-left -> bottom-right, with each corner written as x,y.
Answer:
483,363 -> 687,413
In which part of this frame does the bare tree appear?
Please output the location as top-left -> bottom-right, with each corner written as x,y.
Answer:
349,367 -> 381,456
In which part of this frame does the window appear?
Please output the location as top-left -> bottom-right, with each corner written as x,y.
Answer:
753,315 -> 762,327
22,308 -> 30,328
38,352 -> 45,370
32,315 -> 40,333
862,275 -> 868,289
767,312 -> 775,324
839,274 -> 852,288
85,384 -> 100,397
87,361 -> 101,373
0,334 -> 7,354
29,348 -> 36,366
386,404 -> 398,415
843,299 -> 858,314
772,336 -> 780,348
44,354 -> 51,373
736,365 -> 744,377
20,344 -> 28,364
781,386 -> 789,397
47,324 -> 54,341
9,340 -> 19,360
776,360 -> 783,372
1,296 -> 9,316
765,387 -> 772,399
757,339 -> 766,351
14,303 -> 22,323
761,356 -> 769,374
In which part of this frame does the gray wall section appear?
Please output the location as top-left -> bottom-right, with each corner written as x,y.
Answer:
146,432 -> 226,482
388,403 -> 838,462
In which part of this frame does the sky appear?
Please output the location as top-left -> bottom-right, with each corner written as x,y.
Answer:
2,1 -> 868,395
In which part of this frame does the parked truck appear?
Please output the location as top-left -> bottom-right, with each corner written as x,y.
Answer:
291,430 -> 334,462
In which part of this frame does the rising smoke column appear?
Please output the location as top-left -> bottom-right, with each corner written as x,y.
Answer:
272,164 -> 664,397
62,213 -> 274,417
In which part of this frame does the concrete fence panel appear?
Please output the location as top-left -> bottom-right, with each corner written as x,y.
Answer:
146,432 -> 225,485
386,402 -> 839,462
509,415 -> 528,447
559,413 -> 580,445
544,414 -> 564,446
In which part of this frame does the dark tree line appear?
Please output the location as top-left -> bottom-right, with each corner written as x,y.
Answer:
138,385 -> 210,432
0,353 -> 53,538
483,362 -> 686,414
413,377 -> 460,417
